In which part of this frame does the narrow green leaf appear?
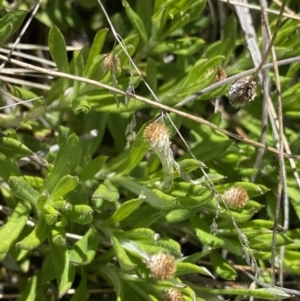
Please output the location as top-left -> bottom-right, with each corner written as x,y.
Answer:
176,262 -> 214,278
0,201 -> 30,260
210,250 -> 237,280
0,136 -> 33,157
16,216 -> 48,251
0,22 -> 12,44
84,28 -> 109,77
98,265 -> 124,299
70,271 -> 88,301
151,5 -> 167,39
69,227 -> 98,265
223,14 -> 236,65
106,199 -> 143,225
79,156 -> 108,181
0,10 -> 27,44
9,176 -> 39,206
193,286 -> 291,299
70,50 -> 84,103
42,134 -> 82,193
122,1 -> 148,45
16,275 -> 38,301
48,25 -> 69,73
50,175 -> 79,201
49,238 -> 75,297
112,236 -> 137,270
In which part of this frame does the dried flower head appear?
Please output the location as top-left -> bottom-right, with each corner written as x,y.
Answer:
148,253 -> 177,279
102,53 -> 121,73
143,123 -> 174,190
228,76 -> 256,108
143,122 -> 170,149
215,67 -> 227,83
223,186 -> 249,209
162,288 -> 183,301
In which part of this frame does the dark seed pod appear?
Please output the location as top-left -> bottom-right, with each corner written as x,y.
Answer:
228,76 -> 256,108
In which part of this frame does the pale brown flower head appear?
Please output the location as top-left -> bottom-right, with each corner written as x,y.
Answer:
162,288 -> 183,301
102,53 -> 121,73
228,76 -> 256,108
143,123 -> 170,149
223,186 -> 249,209
148,253 -> 176,279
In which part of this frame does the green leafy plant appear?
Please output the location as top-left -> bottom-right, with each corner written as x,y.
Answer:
0,0 -> 300,300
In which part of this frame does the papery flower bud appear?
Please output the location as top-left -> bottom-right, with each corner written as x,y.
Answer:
162,288 -> 183,301
148,252 -> 177,280
102,53 -> 121,73
143,123 -> 174,190
228,76 -> 256,108
223,186 -> 249,209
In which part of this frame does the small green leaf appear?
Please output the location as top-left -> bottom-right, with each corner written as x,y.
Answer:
112,236 -> 137,270
0,10 -> 27,44
69,227 -> 98,265
50,175 -> 79,201
49,238 -> 75,297
16,216 -> 48,251
17,275 -> 38,301
84,28 -> 109,77
9,176 -> 39,207
0,201 -> 30,260
105,199 -> 143,225
51,226 -> 66,246
42,134 -> 82,193
92,179 -> 120,202
0,22 -> 12,44
176,262 -> 214,278
61,204 -> 93,225
0,136 -> 33,157
122,1 -> 148,45
210,250 -> 237,280
48,25 -> 69,73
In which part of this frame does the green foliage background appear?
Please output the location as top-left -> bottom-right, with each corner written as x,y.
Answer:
0,0 -> 300,300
